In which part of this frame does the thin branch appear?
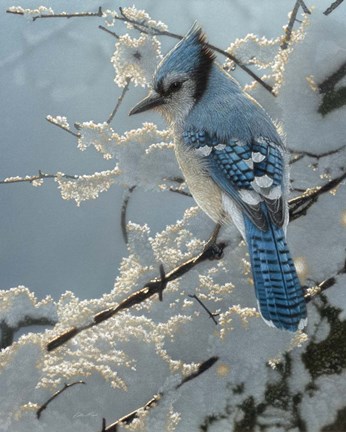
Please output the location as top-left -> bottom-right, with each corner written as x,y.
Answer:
176,356 -> 219,388
319,60 -> 346,94
298,0 -> 311,14
47,226 -> 225,351
121,186 -> 136,244
323,0 -> 344,15
305,263 -> 346,303
281,0 -> 310,50
105,395 -> 159,431
289,144 -> 346,163
6,6 -> 103,21
36,381 -> 86,419
0,170 -> 79,185
289,171 -> 346,221
188,294 -> 219,325
103,356 -> 218,431
169,187 -> 192,197
98,25 -> 120,39
101,418 -> 107,432
106,79 -> 130,124
46,117 -> 80,138
1,316 -> 57,349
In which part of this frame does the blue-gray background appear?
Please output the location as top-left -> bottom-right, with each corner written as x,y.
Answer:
0,1 -> 296,300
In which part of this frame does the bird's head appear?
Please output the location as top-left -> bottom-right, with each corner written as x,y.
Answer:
129,24 -> 215,124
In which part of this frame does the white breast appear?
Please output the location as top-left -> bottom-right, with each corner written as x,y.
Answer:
174,139 -> 224,224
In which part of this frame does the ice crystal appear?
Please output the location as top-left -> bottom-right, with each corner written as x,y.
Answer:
46,115 -> 70,130
55,169 -> 119,205
112,34 -> 162,87
0,286 -> 56,327
224,34 -> 282,71
121,6 -> 168,33
8,5 -> 54,19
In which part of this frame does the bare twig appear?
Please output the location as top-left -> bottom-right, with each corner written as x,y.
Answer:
105,395 -> 159,431
0,316 -> 56,350
6,6 -> 103,21
0,170 -> 79,185
120,185 -> 136,244
319,61 -> 346,94
305,262 -> 346,303
104,356 -> 218,431
281,0 -> 310,50
323,0 -> 344,15
188,294 -> 219,325
289,144 -> 346,163
98,25 -> 120,39
36,381 -> 86,419
101,418 -> 107,432
289,171 -> 346,221
46,117 -> 80,138
47,227 -> 225,351
298,0 -> 311,14
169,187 -> 192,197
106,79 -> 130,124
317,61 -> 346,116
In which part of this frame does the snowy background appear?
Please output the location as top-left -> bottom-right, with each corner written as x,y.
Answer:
0,1 -> 345,431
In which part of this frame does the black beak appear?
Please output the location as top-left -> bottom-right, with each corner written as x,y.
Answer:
129,92 -> 165,115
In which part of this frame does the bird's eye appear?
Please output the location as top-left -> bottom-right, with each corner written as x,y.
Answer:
169,81 -> 182,92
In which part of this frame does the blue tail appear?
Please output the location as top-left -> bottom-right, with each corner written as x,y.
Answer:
244,210 -> 307,331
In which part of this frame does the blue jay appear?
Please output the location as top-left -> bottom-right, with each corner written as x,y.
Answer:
129,24 -> 307,331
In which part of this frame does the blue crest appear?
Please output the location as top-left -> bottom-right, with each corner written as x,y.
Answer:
154,23 -> 215,100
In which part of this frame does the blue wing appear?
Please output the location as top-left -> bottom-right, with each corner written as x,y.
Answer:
182,129 -> 285,230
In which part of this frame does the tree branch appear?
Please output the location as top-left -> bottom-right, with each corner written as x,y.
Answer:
288,172 -> 346,221
298,0 -> 311,14
46,116 -> 80,138
0,170 -> 79,185
289,144 -> 346,163
281,1 -> 303,50
47,226 -> 225,351
103,356 -> 218,431
305,262 -> 346,303
98,25 -> 120,39
36,381 -> 86,419
121,186 -> 136,244
188,294 -> 219,325
1,316 -> 56,350
106,78 -> 130,124
319,61 -> 346,94
6,6 -> 103,21
323,0 -> 344,15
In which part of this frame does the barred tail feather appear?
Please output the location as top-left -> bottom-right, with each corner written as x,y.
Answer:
244,211 -> 307,331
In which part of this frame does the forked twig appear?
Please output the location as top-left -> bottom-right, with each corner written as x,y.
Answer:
36,381 -> 86,419
106,78 -> 130,124
188,294 -> 219,325
289,172 -> 346,221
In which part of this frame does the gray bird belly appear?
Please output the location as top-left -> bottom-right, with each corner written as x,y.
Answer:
174,141 -> 224,223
